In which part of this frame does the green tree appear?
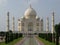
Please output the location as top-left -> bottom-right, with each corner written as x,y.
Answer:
5,30 -> 13,43
55,23 -> 60,45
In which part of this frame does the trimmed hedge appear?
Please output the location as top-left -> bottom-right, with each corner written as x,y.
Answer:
38,33 -> 55,42
5,31 -> 23,44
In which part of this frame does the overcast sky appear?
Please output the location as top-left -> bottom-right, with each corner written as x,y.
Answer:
0,0 -> 60,31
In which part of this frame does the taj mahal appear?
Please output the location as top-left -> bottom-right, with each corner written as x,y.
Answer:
18,5 -> 43,34
6,5 -> 55,34
0,0 -> 59,45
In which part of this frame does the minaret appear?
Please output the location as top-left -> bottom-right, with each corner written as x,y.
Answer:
18,19 -> 20,32
12,16 -> 15,32
6,12 -> 9,31
46,17 -> 49,32
41,19 -> 43,31
51,12 -> 55,33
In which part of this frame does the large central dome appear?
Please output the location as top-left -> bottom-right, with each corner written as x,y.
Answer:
24,5 -> 37,19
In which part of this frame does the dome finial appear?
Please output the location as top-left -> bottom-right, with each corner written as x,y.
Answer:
29,4 -> 32,8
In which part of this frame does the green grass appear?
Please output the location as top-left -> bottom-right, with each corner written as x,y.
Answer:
0,37 -> 23,45
38,37 -> 55,45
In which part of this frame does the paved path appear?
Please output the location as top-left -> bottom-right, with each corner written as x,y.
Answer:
15,36 -> 44,45
21,37 -> 38,45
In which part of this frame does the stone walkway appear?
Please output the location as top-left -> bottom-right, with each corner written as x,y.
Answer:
15,37 -> 27,45
15,36 -> 44,45
35,37 -> 44,45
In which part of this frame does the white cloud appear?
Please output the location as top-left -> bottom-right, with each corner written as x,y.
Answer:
0,0 -> 7,6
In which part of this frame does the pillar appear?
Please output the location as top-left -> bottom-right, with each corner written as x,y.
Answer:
18,19 -> 20,32
41,19 -> 43,31
46,17 -> 49,32
6,12 -> 9,31
52,12 -> 55,34
12,16 -> 15,32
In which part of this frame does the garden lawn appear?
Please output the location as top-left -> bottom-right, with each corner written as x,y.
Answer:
0,37 -> 23,45
38,37 -> 55,45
